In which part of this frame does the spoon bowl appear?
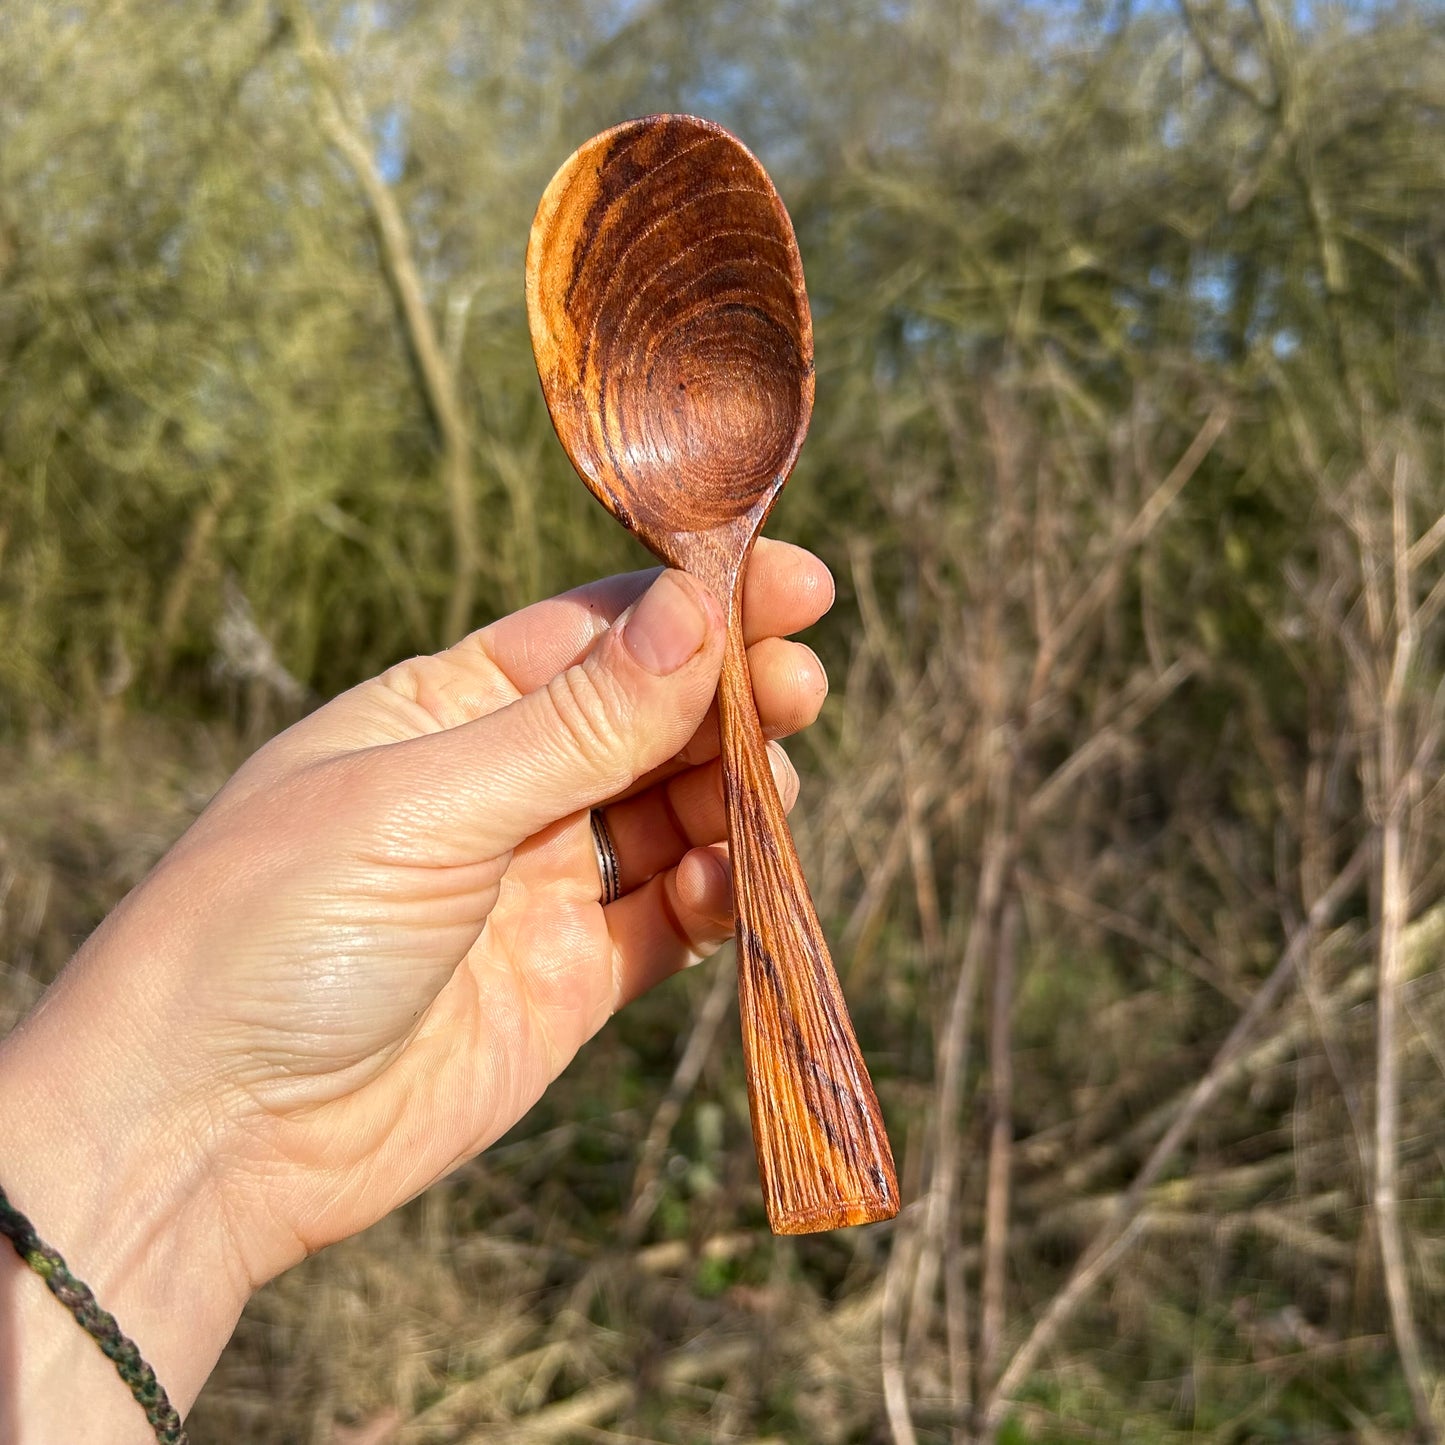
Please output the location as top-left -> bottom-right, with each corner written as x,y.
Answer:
528,115 -> 812,549
528,115 -> 897,1235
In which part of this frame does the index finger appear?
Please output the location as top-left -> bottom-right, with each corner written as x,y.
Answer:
231,539 -> 835,792
464,537 -> 833,699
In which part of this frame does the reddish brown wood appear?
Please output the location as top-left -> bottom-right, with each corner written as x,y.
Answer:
526,114 -> 898,1234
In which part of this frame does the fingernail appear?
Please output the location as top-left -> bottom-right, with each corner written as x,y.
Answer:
694,848 -> 736,935
812,560 -> 837,614
622,572 -> 710,675
767,741 -> 797,800
801,643 -> 829,700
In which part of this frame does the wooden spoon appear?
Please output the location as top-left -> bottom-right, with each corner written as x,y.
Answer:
526,114 -> 898,1234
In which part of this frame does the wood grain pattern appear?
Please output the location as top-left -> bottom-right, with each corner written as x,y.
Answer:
526,114 -> 898,1234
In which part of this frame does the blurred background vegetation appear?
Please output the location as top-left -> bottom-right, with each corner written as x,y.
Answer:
2,0 -> 1444,1439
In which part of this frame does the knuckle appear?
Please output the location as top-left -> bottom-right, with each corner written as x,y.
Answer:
377,656 -> 424,703
378,656 -> 461,729
543,661 -> 632,775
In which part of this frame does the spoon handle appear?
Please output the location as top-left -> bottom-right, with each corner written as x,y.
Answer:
715,619 -> 899,1234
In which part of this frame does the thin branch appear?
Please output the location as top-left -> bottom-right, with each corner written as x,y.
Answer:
1018,868 -> 1249,1008
1406,508 -> 1445,574
1414,567 -> 1445,639
907,753 -> 1013,1370
978,896 -> 1020,1409
1376,799 -> 1437,1438
622,959 -> 736,1244
1025,655 -> 1197,823
288,5 -> 480,643
1372,452 -> 1439,1439
983,842 -> 1368,1430
495,1341 -> 754,1443
1177,0 -> 1277,112
1029,407 -> 1228,710
881,1207 -> 923,1445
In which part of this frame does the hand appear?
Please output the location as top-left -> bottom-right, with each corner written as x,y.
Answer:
0,542 -> 832,1432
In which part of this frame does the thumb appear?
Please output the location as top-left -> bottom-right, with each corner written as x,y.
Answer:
373,570 -> 727,860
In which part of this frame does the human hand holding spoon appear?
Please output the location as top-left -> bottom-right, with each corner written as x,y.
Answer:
526,114 -> 898,1233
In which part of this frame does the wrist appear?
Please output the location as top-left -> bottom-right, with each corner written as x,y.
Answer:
0,931 -> 253,1437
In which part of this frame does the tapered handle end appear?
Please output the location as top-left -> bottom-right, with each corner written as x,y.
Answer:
770,1196 -> 900,1236
736,918 -> 900,1235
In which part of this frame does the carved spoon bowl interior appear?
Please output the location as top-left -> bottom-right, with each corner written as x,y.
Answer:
527,114 -> 898,1234
526,114 -> 811,560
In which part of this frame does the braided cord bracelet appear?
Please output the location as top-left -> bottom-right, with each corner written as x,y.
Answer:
0,1183 -> 189,1445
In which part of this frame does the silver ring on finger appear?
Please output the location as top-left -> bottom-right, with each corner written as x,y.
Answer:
590,808 -> 622,906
